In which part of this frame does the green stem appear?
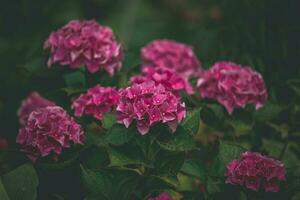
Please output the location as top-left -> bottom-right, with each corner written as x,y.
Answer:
278,140 -> 289,160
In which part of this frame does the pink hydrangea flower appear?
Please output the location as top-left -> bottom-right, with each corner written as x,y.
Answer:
225,151 -> 286,192
141,39 -> 202,79
44,20 -> 123,75
17,106 -> 84,161
116,81 -> 186,135
17,92 -> 56,125
149,192 -> 172,200
130,65 -> 193,94
71,85 -> 119,120
0,136 -> 8,150
197,61 -> 268,114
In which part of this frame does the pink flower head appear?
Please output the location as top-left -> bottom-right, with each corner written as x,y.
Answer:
71,85 -> 120,120
116,81 -> 186,135
130,66 -> 193,94
44,20 -> 123,75
225,151 -> 286,192
0,136 -> 8,150
141,39 -> 202,79
17,106 -> 84,161
17,92 -> 56,125
149,192 -> 172,200
197,61 -> 268,114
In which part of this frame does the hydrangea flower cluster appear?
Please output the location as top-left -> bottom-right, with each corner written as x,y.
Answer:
141,39 -> 202,79
130,66 -> 193,94
116,81 -> 186,135
149,192 -> 172,200
44,20 -> 123,75
197,61 -> 268,114
72,85 -> 119,120
17,92 -> 56,125
17,106 -> 84,161
225,151 -> 286,192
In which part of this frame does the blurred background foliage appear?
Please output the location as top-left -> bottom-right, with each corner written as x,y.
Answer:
0,0 -> 300,199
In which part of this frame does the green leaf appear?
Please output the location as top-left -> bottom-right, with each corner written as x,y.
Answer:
209,157 -> 224,178
107,146 -> 147,167
81,147 -> 109,170
219,141 -> 245,166
38,151 -> 80,170
182,108 -> 201,136
102,113 -> 116,129
177,173 -> 195,192
288,79 -> 300,96
157,126 -> 196,152
181,160 -> 206,182
254,102 -> 283,121
0,179 -> 9,200
81,166 -> 139,200
80,165 -> 109,199
267,122 -> 289,138
63,71 -> 86,88
1,163 -> 38,200
60,87 -> 85,96
239,192 -> 247,200
164,189 -> 183,200
200,105 -> 224,127
292,192 -> 300,200
105,124 -> 135,146
154,151 -> 185,174
262,139 -> 299,168
152,174 -> 179,188
85,131 -> 108,147
228,119 -> 253,137
108,171 -> 140,200
206,177 -> 221,194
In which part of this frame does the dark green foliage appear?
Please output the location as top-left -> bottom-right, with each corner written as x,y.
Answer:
0,164 -> 38,200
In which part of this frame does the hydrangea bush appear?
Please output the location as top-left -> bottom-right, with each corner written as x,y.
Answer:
0,18 -> 299,200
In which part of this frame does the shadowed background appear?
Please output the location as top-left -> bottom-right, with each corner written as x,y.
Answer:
0,0 -> 299,199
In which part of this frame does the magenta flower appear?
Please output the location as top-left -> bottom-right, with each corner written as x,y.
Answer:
130,66 -> 193,94
225,152 -> 286,192
197,61 -> 268,114
44,20 -> 123,75
72,85 -> 119,120
141,39 -> 202,79
149,192 -> 172,200
116,81 -> 186,135
17,106 -> 84,161
0,136 -> 8,150
17,92 -> 56,125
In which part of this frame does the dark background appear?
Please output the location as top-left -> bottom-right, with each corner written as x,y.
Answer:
0,0 -> 299,199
